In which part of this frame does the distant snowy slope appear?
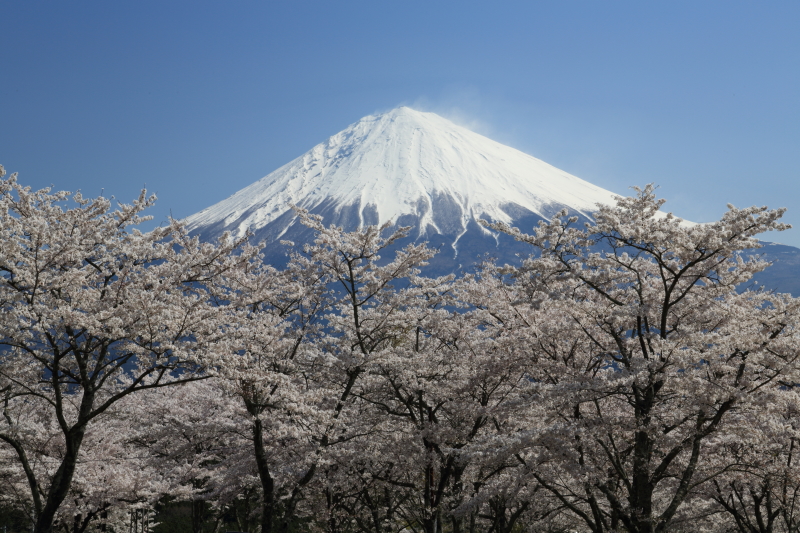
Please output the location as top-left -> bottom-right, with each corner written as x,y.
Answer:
184,107 -> 620,251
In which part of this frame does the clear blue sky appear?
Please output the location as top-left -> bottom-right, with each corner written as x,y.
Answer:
2,2 -> 799,246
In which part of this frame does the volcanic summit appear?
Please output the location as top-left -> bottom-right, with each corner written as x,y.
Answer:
184,107 -> 621,262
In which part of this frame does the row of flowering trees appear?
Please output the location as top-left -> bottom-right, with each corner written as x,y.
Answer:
1,164 -> 799,533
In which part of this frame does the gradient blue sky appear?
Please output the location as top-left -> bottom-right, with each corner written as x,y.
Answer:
2,2 -> 799,246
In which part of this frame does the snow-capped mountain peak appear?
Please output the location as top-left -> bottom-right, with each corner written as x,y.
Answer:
184,106 -> 621,257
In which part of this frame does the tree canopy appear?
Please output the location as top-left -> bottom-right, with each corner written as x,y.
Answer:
1,167 -> 799,533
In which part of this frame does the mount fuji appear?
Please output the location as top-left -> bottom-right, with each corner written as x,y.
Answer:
185,107 -> 800,293
185,107 -> 618,266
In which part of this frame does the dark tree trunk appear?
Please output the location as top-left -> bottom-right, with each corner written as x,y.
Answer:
34,426 -> 88,533
252,417 -> 276,533
192,498 -> 205,533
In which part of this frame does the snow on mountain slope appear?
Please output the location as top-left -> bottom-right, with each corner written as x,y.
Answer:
184,107 -> 622,252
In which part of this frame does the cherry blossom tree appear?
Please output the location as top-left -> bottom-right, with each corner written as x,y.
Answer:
477,185 -> 800,533
292,211 -> 455,533
701,386 -> 800,533
208,209 -> 441,533
124,378 -> 252,533
344,272 -> 535,533
214,251 -> 329,533
0,166 -> 255,533
1,381 -> 184,533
